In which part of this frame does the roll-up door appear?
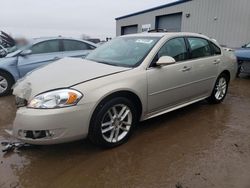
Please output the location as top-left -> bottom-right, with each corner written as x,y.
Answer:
121,25 -> 138,35
156,13 -> 182,32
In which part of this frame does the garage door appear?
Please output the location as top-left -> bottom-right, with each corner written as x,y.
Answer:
121,25 -> 138,35
156,13 -> 182,32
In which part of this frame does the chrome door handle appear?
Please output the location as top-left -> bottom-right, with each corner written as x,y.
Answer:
181,66 -> 192,72
213,59 -> 221,65
53,57 -> 60,60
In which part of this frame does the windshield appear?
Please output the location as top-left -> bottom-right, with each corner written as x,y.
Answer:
86,36 -> 160,67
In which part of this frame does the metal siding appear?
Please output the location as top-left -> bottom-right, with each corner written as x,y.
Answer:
115,0 -> 191,20
116,0 -> 250,47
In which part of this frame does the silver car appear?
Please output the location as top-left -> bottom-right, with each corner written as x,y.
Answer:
0,37 -> 97,96
9,32 -> 237,148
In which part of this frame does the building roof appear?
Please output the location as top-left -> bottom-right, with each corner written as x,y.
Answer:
115,0 -> 191,20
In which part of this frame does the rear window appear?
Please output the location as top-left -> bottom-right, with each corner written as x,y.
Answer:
63,40 -> 95,51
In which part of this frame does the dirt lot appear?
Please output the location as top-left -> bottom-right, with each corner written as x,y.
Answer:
0,76 -> 250,188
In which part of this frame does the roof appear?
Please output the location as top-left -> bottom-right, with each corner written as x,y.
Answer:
30,37 -> 97,47
120,32 -> 166,38
119,32 -> 210,40
115,0 -> 192,20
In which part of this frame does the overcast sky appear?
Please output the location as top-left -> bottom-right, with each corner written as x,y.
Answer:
0,0 -> 175,39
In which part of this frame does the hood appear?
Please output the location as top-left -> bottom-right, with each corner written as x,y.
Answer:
0,56 -> 17,66
13,57 -> 131,100
235,48 -> 250,61
6,50 -> 21,57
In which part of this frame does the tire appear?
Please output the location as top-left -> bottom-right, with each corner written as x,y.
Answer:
88,97 -> 138,148
0,71 -> 14,97
207,73 -> 229,104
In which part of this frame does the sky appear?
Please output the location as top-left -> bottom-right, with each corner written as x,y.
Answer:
0,0 -> 175,40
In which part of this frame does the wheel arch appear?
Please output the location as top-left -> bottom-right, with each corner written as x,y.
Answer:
90,90 -> 143,123
0,68 -> 15,82
220,70 -> 231,82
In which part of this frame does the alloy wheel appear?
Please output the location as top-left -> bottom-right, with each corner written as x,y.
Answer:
215,77 -> 227,100
101,104 -> 132,143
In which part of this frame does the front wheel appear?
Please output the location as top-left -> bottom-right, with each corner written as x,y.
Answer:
88,97 -> 137,148
0,71 -> 14,97
207,73 -> 229,104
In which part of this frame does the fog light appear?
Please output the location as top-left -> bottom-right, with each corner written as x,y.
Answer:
18,130 -> 55,139
18,130 -> 27,137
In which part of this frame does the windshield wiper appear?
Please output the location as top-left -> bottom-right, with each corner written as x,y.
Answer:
93,60 -> 123,67
87,58 -> 133,68
99,61 -> 122,67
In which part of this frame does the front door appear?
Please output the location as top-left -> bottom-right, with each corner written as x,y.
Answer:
17,39 -> 63,77
147,37 -> 196,113
61,39 -> 95,59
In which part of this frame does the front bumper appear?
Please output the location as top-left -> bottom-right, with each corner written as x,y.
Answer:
11,104 -> 93,145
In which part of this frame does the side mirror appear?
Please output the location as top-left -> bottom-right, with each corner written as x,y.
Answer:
20,49 -> 32,56
156,56 -> 176,66
242,44 -> 247,48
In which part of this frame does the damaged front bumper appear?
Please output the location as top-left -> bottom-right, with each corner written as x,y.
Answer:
9,105 -> 92,145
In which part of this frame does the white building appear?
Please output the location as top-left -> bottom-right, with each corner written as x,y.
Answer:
116,0 -> 250,47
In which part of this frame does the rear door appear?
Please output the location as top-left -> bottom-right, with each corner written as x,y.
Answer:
62,39 -> 96,58
186,37 -> 221,97
17,39 -> 63,77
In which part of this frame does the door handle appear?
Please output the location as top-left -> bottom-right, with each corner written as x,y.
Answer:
53,57 -> 60,60
213,59 -> 221,65
181,66 -> 192,72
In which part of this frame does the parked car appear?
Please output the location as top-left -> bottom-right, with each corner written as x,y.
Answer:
10,32 -> 237,148
0,37 -> 97,96
235,42 -> 250,76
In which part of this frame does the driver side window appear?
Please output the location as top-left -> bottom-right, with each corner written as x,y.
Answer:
157,37 -> 188,62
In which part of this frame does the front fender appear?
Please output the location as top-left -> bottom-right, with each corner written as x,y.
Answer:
0,57 -> 19,81
72,69 -> 147,122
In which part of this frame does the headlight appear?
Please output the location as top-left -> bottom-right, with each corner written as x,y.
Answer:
27,89 -> 82,109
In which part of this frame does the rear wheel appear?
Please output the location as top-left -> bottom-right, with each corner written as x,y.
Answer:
0,71 -> 14,97
88,97 -> 137,148
207,73 -> 229,104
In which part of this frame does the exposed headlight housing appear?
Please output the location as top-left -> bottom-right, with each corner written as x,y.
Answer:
27,89 -> 82,109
